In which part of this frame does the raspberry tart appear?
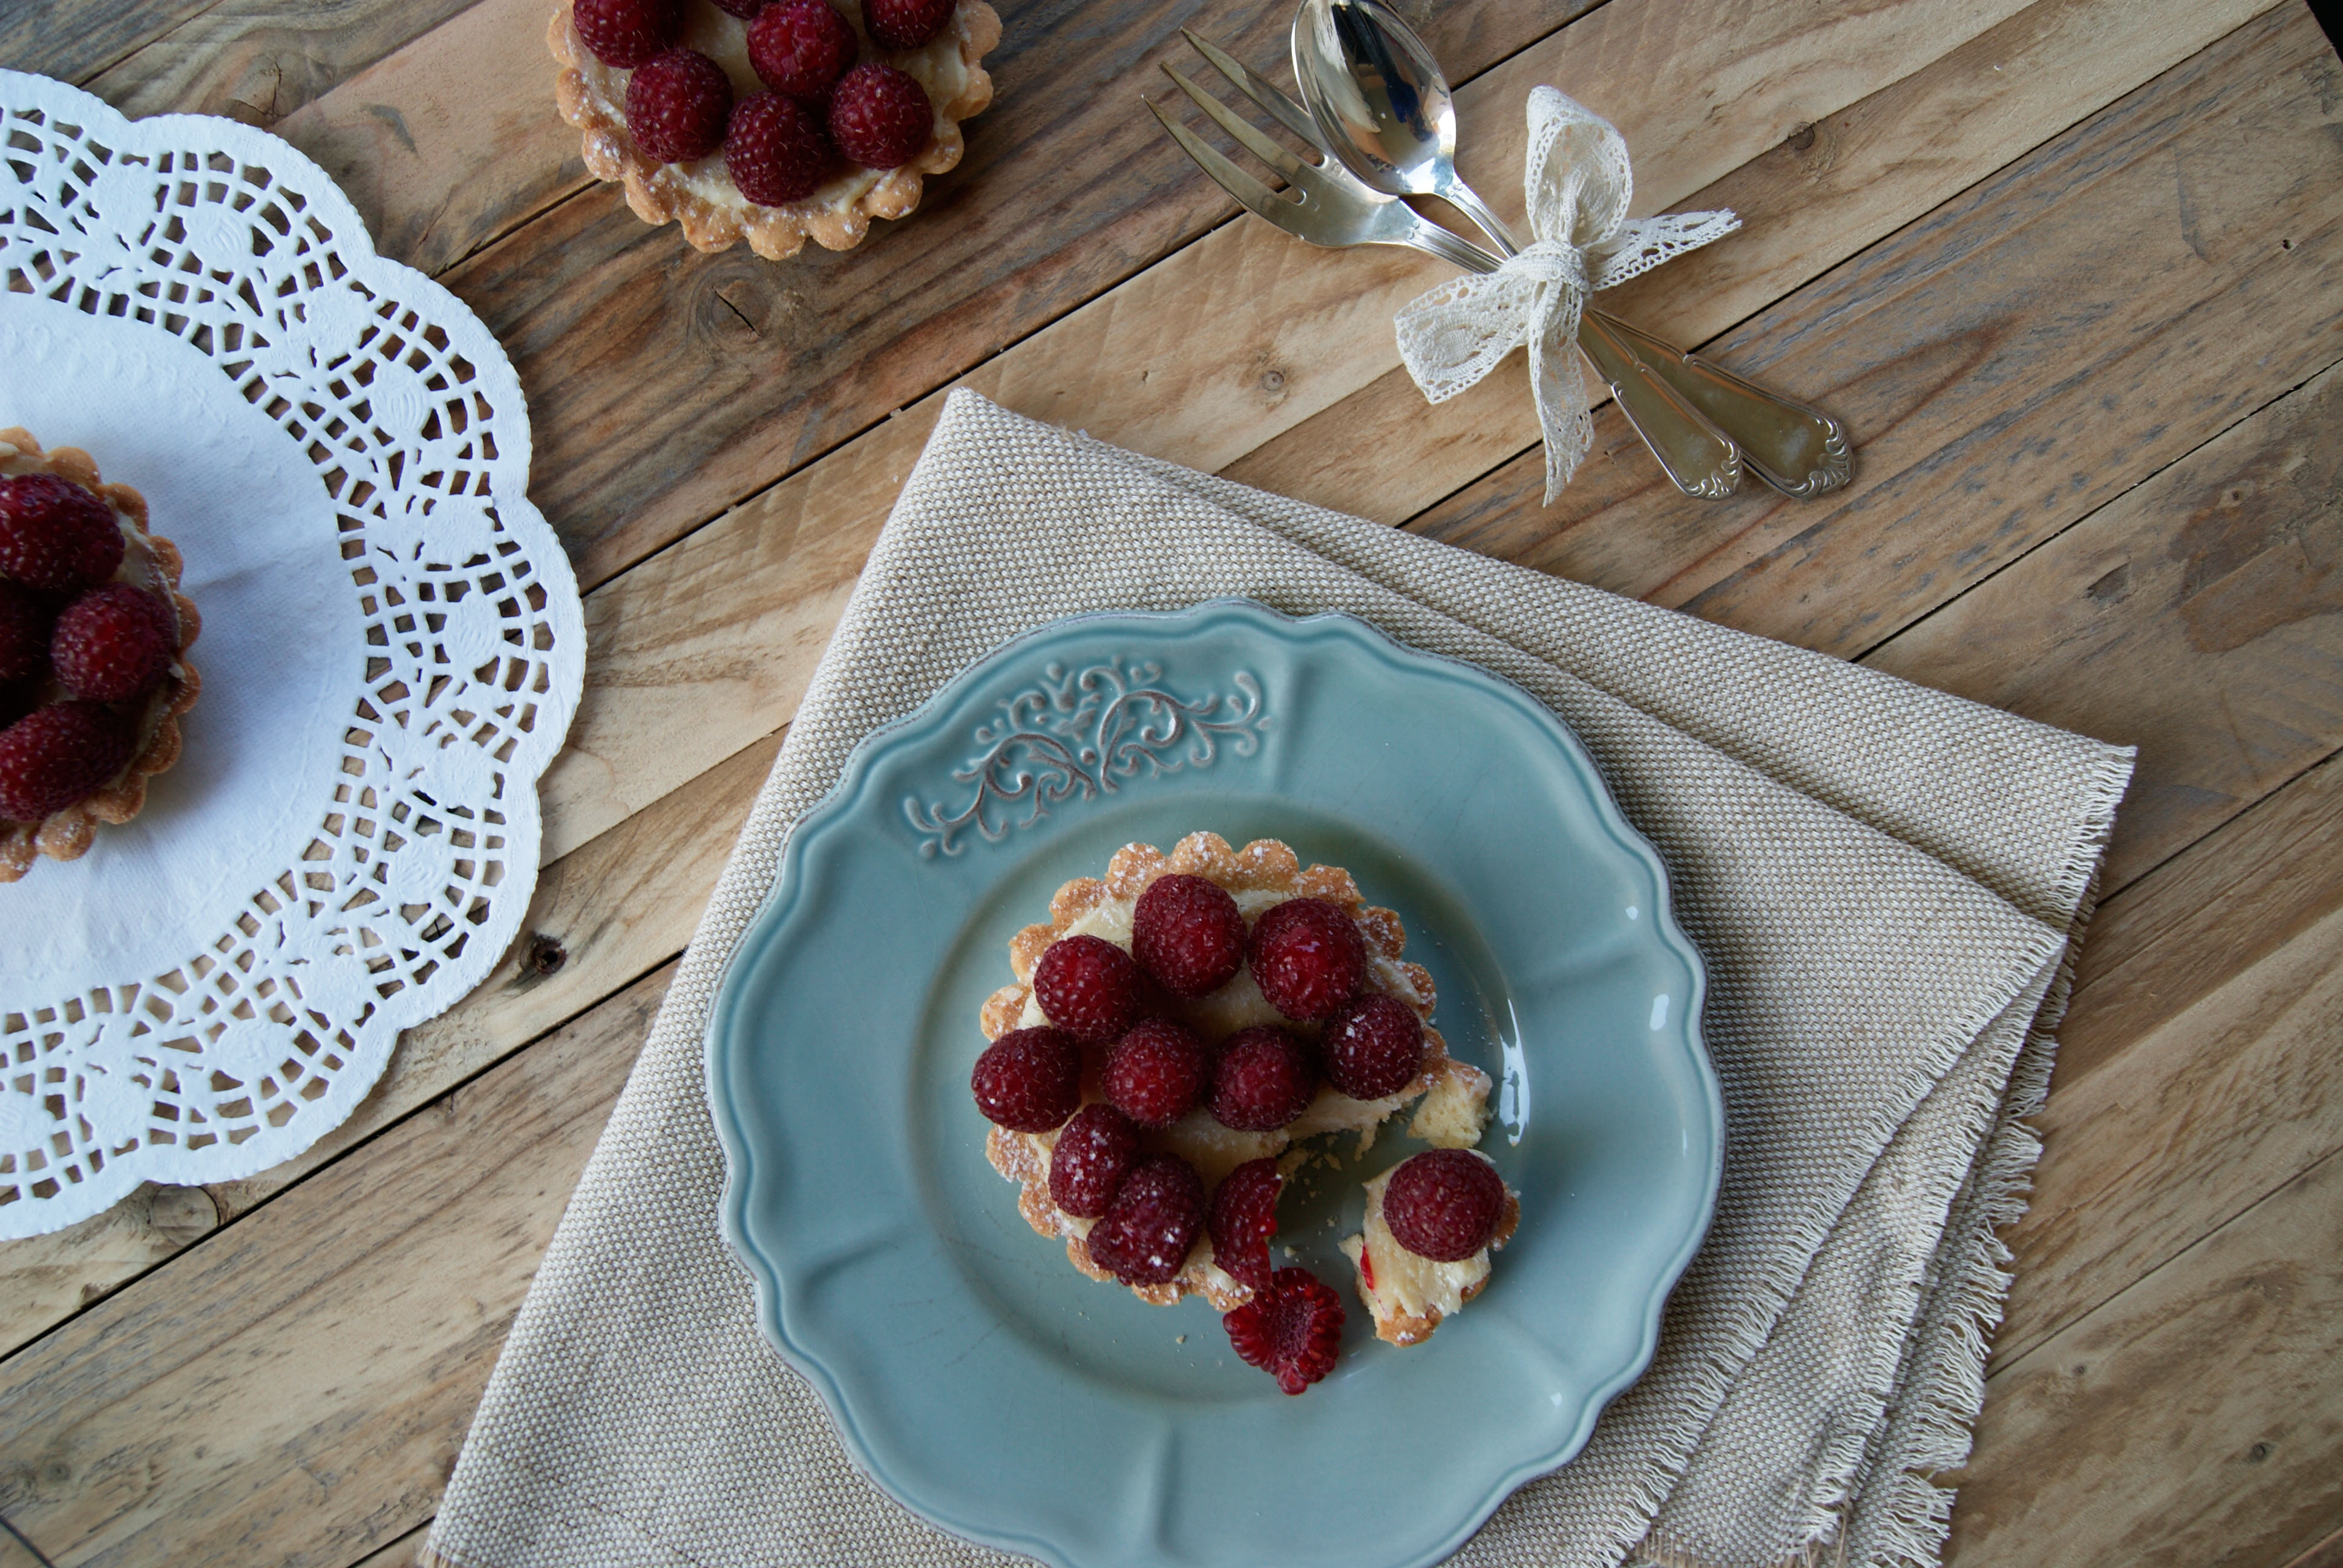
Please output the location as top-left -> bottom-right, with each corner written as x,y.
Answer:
0,430 -> 201,882
973,832 -> 1512,1393
551,0 -> 1000,258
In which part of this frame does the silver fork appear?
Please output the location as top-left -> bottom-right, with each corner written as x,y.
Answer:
1151,33 -> 1830,500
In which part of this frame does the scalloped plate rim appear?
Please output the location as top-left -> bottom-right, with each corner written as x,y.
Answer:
706,597 -> 1721,1568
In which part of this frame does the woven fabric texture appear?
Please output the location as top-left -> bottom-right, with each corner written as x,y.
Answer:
424,390 -> 2131,1568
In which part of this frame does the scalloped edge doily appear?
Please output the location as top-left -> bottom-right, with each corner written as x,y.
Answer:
0,70 -> 585,1238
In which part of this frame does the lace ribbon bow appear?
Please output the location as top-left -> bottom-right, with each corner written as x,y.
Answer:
1394,87 -> 1740,502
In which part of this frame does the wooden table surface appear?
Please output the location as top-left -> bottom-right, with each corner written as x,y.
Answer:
2,0 -> 2339,1562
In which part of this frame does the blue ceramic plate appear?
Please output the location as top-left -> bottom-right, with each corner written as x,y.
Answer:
707,600 -> 1719,1568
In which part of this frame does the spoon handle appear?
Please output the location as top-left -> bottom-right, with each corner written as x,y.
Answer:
1434,175 -> 1522,258
1587,312 -> 1853,498
1575,313 -> 1743,499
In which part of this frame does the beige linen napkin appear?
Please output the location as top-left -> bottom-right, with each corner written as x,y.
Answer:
424,390 -> 2131,1568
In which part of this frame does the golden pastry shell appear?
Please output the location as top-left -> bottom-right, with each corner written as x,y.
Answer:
550,0 -> 1001,260
0,431 -> 203,883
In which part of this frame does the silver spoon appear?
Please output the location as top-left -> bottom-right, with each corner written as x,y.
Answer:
1291,0 -> 1523,255
1291,0 -> 1853,497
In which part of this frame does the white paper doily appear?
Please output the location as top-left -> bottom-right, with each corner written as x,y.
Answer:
0,70 -> 586,1237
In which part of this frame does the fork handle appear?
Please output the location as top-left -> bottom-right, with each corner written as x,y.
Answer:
1586,311 -> 1852,498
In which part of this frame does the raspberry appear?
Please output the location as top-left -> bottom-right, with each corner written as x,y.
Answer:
624,48 -> 732,163
1207,1157 -> 1282,1292
1383,1149 -> 1507,1262
970,1026 -> 1081,1132
827,62 -> 931,169
747,0 -> 857,97
1247,897 -> 1366,1022
0,701 -> 134,822
1209,1024 -> 1317,1132
1223,1266 -> 1345,1395
0,473 -> 123,596
1320,992 -> 1425,1100
0,579 -> 52,687
572,0 -> 678,68
50,583 -> 175,702
726,91 -> 836,204
1084,1152 -> 1205,1285
1130,874 -> 1247,998
1102,1016 -> 1209,1127
1033,934 -> 1144,1043
863,0 -> 954,50
1048,1103 -> 1139,1218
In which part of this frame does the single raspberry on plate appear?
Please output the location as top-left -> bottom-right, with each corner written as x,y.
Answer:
1130,874 -> 1247,998
1048,1102 -> 1139,1218
50,583 -> 175,703
1085,1152 -> 1205,1285
1223,1266 -> 1345,1395
970,1026 -> 1081,1132
726,90 -> 836,204
863,0 -> 955,50
0,701 -> 134,822
747,0 -> 859,97
1383,1148 -> 1507,1262
1320,991 -> 1425,1100
1034,934 -> 1144,1043
1247,897 -> 1367,1022
1103,1016 -> 1210,1127
0,472 -> 123,596
827,62 -> 931,169
572,0 -> 679,69
624,48 -> 733,163
0,579 -> 52,687
1209,1024 -> 1317,1132
1206,1157 -> 1282,1293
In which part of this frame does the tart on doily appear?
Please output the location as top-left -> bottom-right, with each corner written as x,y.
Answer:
971,832 -> 1518,1394
551,0 -> 1000,259
0,431 -> 201,883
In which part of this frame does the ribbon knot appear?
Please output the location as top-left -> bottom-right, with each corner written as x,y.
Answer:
1394,87 -> 1740,503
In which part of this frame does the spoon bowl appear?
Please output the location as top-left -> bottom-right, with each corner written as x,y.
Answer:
1292,0 -> 1521,253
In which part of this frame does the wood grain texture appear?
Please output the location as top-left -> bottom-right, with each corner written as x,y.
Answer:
1410,2 -> 2342,655
86,0 -> 478,126
1948,1149 -> 2343,1567
426,0 -> 2033,591
1865,357 -> 2343,894
520,0 -> 2141,856
0,964 -> 668,1568
0,1186 -> 218,1362
1225,0 -> 2284,526
0,0 -> 218,88
1990,755 -> 2343,1368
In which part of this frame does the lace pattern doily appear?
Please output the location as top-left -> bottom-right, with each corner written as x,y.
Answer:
0,70 -> 586,1237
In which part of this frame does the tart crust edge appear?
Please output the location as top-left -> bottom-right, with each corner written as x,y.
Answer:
0,430 -> 202,883
549,1 -> 1002,260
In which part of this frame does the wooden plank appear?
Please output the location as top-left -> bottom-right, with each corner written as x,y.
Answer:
528,0 -> 2314,865
0,731 -> 777,1359
1406,2 -> 2342,655
1224,0 -> 2284,526
84,0 -> 477,127
0,0 -> 217,89
1989,757 -> 2343,1368
2283,1523 -> 2343,1568
0,965 -> 667,1568
1863,359 -> 2343,893
0,1515 -> 49,1568
1947,1149 -> 2343,1567
348,1518 -> 430,1568
417,0 -> 2034,590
